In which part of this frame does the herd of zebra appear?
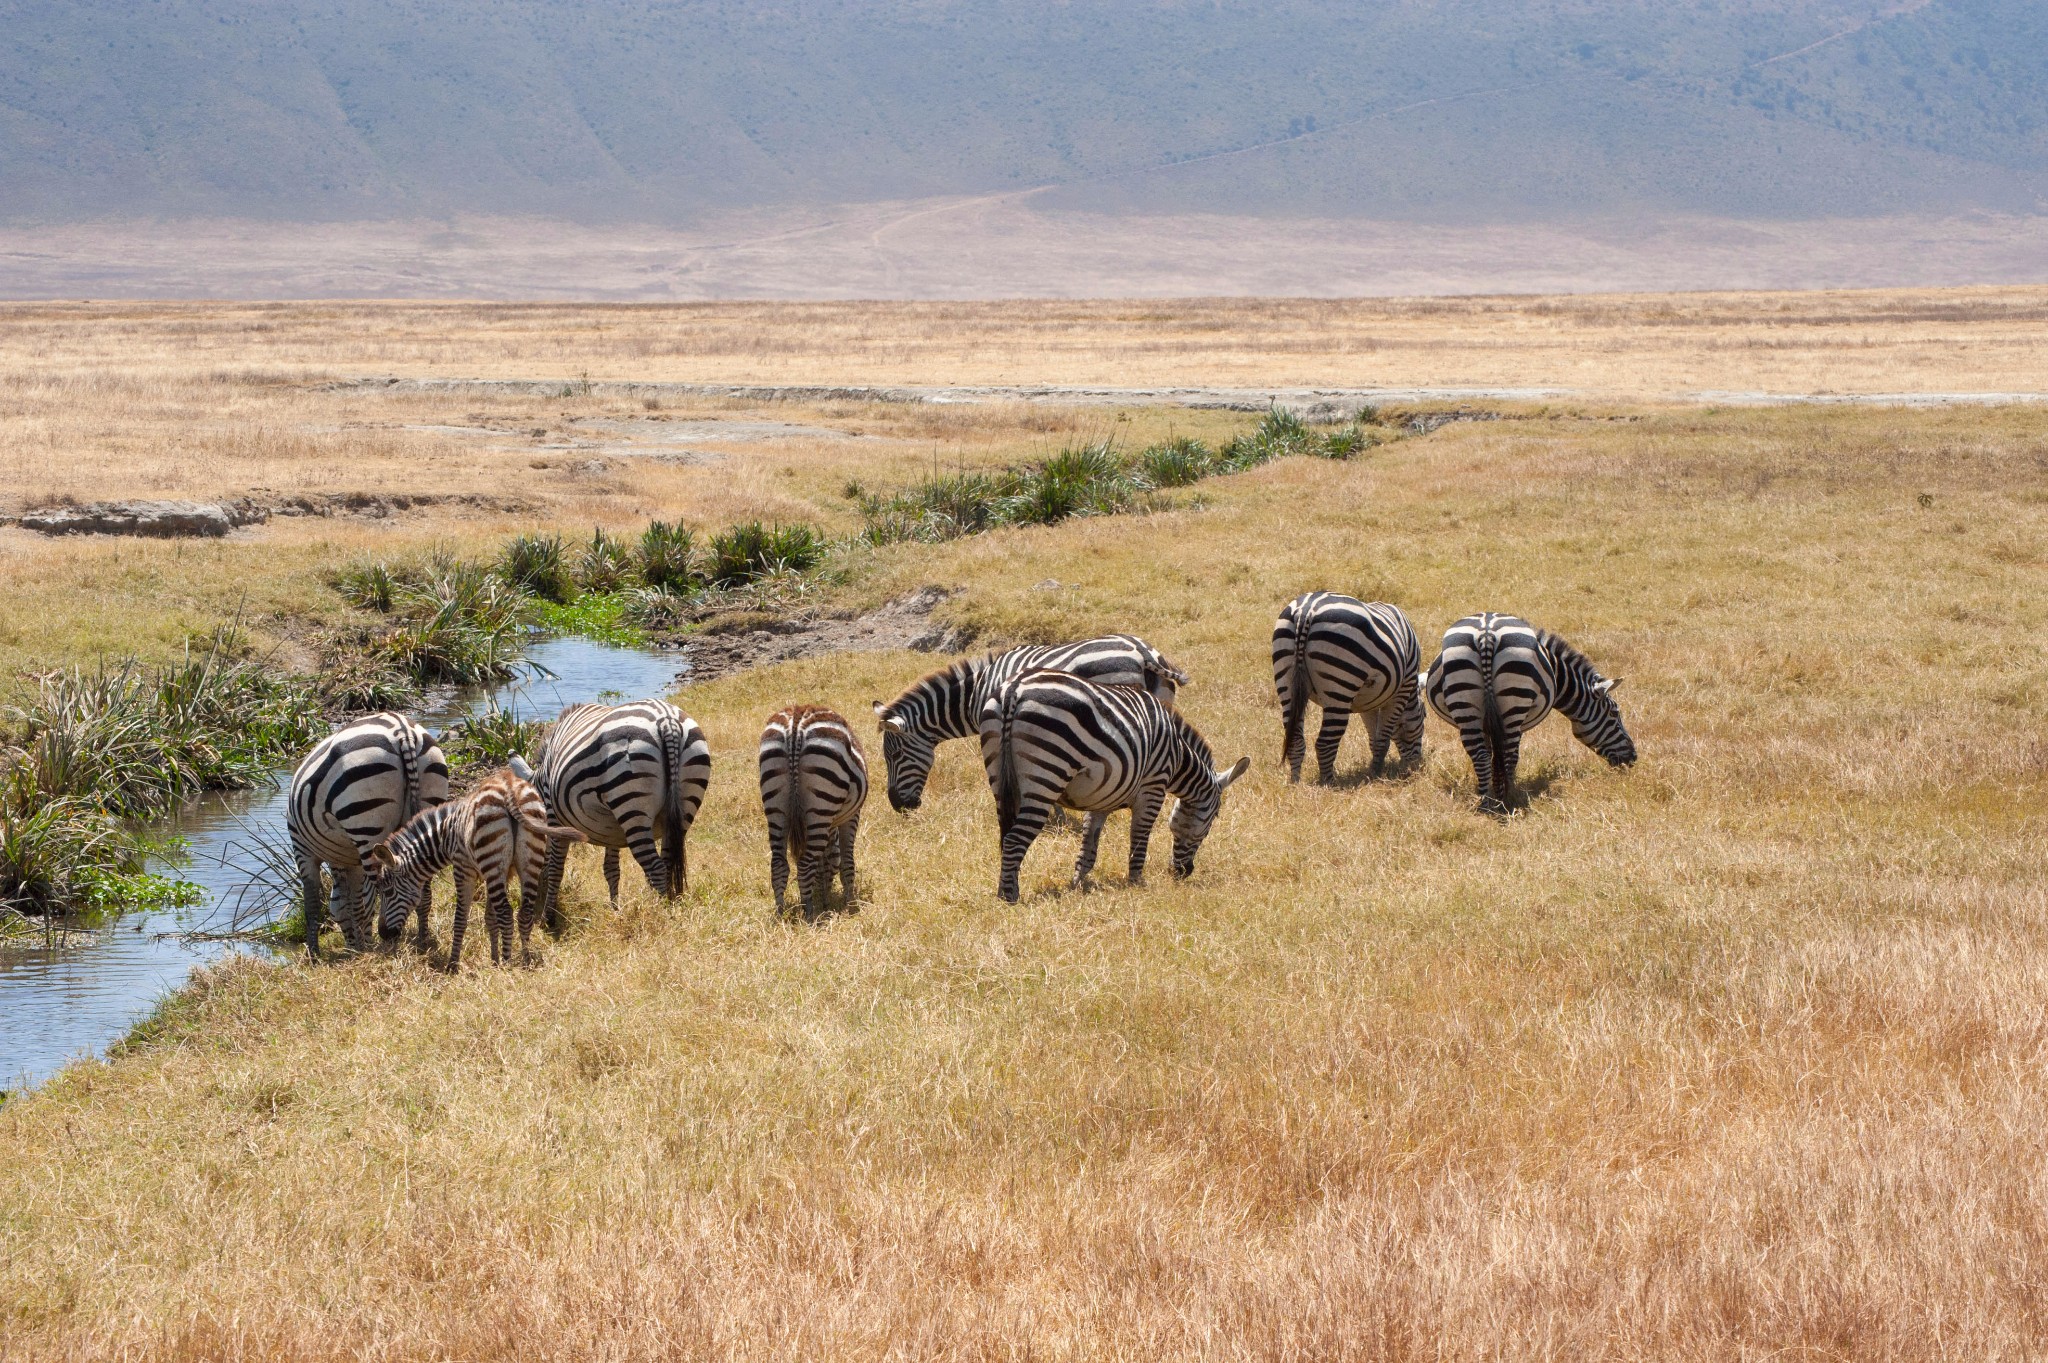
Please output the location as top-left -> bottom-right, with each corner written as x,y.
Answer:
283,593 -> 1635,967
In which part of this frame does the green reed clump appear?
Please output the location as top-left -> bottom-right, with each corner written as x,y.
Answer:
575,528 -> 636,594
379,560 -> 531,686
499,532 -> 575,603
1138,436 -> 1219,487
443,702 -> 548,773
708,522 -> 828,585
637,520 -> 701,591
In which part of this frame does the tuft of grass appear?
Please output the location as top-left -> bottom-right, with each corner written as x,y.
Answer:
707,521 -> 828,585
575,528 -> 636,595
637,520 -> 701,592
443,702 -> 548,774
499,533 -> 575,604
378,561 -> 532,686
1138,436 -> 1218,487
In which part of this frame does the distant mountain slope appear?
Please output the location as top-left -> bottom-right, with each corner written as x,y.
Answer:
2,0 -> 2044,224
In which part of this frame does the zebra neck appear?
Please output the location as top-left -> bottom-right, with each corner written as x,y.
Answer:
915,656 -> 987,740
1541,635 -> 1600,717
388,804 -> 459,875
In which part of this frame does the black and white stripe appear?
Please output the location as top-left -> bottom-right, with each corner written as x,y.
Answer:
872,634 -> 1186,813
285,712 -> 449,958
1272,592 -> 1423,783
366,769 -> 585,971
1423,613 -> 1636,812
525,700 -> 710,930
979,670 -> 1248,903
758,706 -> 869,916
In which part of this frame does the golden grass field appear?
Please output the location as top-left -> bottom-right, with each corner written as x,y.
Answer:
3,293 -> 2048,1358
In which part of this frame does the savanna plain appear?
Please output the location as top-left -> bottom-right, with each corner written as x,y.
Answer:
2,294 -> 2047,1359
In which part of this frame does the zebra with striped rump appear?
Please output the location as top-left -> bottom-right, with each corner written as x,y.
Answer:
979,670 -> 1249,904
286,712 -> 449,959
871,634 -> 1187,813
523,700 -> 710,932
366,769 -> 586,970
1272,592 -> 1423,783
758,706 -> 869,916
1423,613 -> 1636,813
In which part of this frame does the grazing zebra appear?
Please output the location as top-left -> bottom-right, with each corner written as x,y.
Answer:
525,700 -> 711,932
1272,592 -> 1424,783
366,769 -> 586,970
1423,613 -> 1636,812
979,670 -> 1249,904
758,706 -> 869,917
871,635 -> 1187,813
286,712 -> 449,959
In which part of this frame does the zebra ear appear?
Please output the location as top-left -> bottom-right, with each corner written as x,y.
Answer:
1215,756 -> 1251,789
365,840 -> 397,873
1595,676 -> 1622,694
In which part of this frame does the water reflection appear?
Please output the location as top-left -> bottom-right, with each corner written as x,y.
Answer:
0,636 -> 684,1092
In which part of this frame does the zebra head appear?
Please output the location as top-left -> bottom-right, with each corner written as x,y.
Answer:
362,835 -> 428,946
1569,675 -> 1637,768
1169,756 -> 1251,878
872,700 -> 936,812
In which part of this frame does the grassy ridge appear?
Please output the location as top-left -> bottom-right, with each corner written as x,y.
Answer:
4,403 -> 2046,1355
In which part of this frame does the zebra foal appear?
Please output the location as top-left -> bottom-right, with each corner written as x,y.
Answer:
523,699 -> 710,932
758,706 -> 869,916
285,712 -> 449,959
366,769 -> 586,970
872,634 -> 1186,813
1272,591 -> 1423,783
979,670 -> 1248,904
1423,612 -> 1636,813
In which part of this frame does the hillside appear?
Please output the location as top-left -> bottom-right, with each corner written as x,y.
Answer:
3,0 -> 2046,226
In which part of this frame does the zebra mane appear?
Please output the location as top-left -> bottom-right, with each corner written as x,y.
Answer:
377,800 -> 459,875
1539,630 -> 1604,685
883,653 -> 981,715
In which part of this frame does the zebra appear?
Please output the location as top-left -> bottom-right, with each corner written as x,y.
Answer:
1272,592 -> 1424,783
366,769 -> 586,970
1423,613 -> 1636,813
285,712 -> 449,959
871,635 -> 1187,813
979,670 -> 1249,904
758,706 -> 869,917
524,700 -> 710,932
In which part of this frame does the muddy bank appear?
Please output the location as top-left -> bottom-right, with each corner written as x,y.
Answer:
673,586 -> 967,686
6,490 -> 535,537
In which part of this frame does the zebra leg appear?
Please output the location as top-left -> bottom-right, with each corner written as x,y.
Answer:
767,815 -> 791,915
998,799 -> 1053,904
1496,735 -> 1524,812
603,846 -> 622,911
1365,705 -> 1394,777
334,867 -> 369,956
296,851 -> 327,962
540,840 -> 568,937
486,876 -> 514,967
1282,696 -> 1308,783
617,809 -> 667,900
797,819 -> 832,917
1071,812 -> 1109,889
412,877 -> 436,953
1314,707 -> 1350,784
836,817 -> 859,906
1127,790 -> 1166,885
446,868 -> 474,973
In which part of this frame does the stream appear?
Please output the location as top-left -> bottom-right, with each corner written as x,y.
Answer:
0,636 -> 685,1092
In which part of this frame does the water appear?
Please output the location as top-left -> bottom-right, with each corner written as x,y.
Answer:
0,636 -> 684,1092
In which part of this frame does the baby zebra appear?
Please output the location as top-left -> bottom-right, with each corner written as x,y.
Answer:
366,769 -> 586,970
286,712 -> 449,959
758,706 -> 869,916
871,634 -> 1187,813
1272,591 -> 1423,783
1423,612 -> 1637,813
980,670 -> 1249,904
522,699 -> 711,933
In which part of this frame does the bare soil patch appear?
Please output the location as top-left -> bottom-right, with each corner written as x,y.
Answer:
673,586 -> 966,686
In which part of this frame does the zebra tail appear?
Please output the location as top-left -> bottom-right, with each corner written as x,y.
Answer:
784,717 -> 807,860
1479,637 -> 1508,797
995,681 -> 1021,837
657,713 -> 687,896
1281,609 -> 1311,764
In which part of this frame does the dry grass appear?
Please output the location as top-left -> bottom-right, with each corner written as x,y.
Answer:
6,289 -> 2048,394
4,396 -> 2048,1358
